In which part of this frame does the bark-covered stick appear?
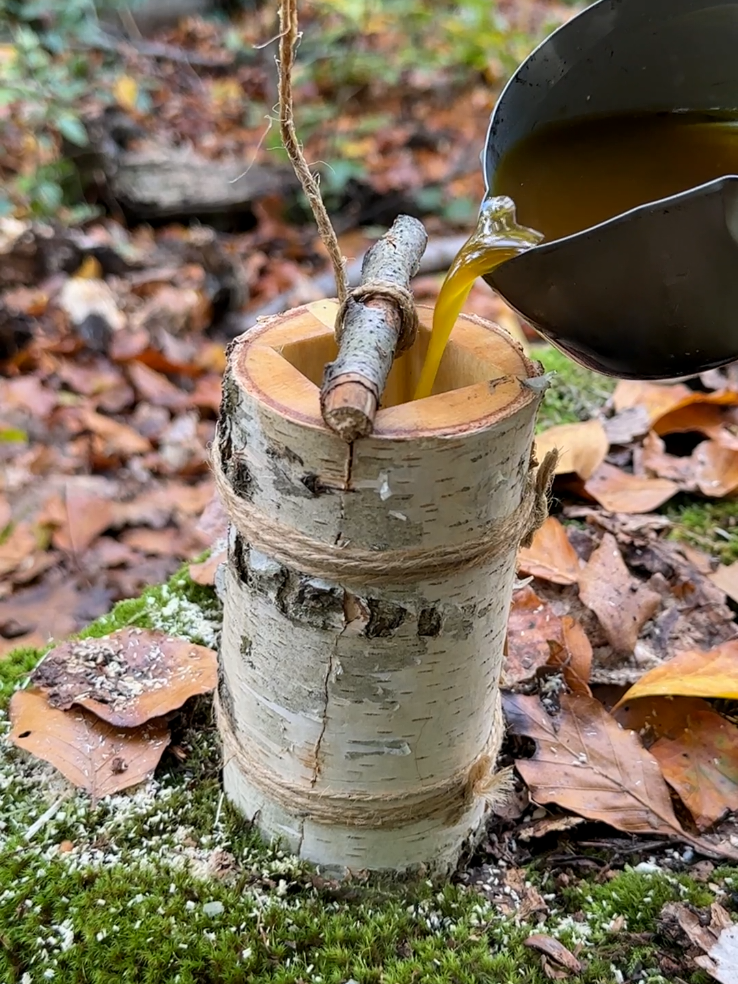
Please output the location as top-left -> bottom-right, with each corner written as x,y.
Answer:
320,215 -> 428,441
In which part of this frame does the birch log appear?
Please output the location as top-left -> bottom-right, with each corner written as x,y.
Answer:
214,300 -> 548,875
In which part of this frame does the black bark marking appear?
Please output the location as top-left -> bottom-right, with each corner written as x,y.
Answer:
229,456 -> 254,499
300,472 -> 333,496
240,634 -> 254,669
276,574 -> 345,631
364,599 -> 408,638
217,662 -> 237,730
231,532 -> 251,585
417,607 -> 442,638
266,442 -> 304,468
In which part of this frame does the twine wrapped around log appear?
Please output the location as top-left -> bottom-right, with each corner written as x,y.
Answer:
211,436 -> 558,587
215,690 -> 509,829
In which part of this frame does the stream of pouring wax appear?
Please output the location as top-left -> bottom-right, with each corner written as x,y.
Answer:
414,111 -> 738,400
413,196 -> 542,401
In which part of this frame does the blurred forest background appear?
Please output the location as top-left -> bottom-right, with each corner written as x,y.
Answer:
0,0 -> 578,653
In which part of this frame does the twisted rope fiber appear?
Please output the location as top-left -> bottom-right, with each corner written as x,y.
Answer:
335,280 -> 419,353
215,689 -> 508,828
211,434 -> 558,587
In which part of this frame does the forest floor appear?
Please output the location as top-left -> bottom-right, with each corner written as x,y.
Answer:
2,348 -> 738,984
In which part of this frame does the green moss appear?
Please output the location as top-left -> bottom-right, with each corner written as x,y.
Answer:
532,345 -> 616,431
560,866 -> 714,937
663,495 -> 738,564
1,565 -> 736,984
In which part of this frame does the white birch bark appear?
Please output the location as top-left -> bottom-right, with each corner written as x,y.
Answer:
216,302 -> 544,875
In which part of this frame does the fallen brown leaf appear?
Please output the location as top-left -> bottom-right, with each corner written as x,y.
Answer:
612,380 -> 692,421
584,462 -> 678,513
504,586 -> 563,686
614,695 -> 715,746
650,707 -> 738,829
602,404 -> 651,445
0,375 -> 58,417
661,902 -> 738,984
517,815 -> 585,842
524,935 -> 582,977
191,374 -> 222,412
517,517 -> 581,585
578,533 -> 661,652
0,522 -> 37,578
615,640 -> 738,705
692,441 -> 738,497
126,360 -> 189,411
121,526 -> 191,558
75,407 -> 150,457
535,420 -> 609,480
52,489 -> 115,555
697,922 -> 738,984
638,431 -> 697,485
0,576 -> 107,656
503,692 -> 734,856
655,403 -> 736,442
614,380 -> 738,437
547,616 -> 592,696
8,689 -> 169,802
710,563 -> 738,604
189,547 -> 226,586
30,628 -> 217,727
0,495 -> 10,529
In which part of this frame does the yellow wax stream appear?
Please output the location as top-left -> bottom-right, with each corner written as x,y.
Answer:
413,196 -> 543,401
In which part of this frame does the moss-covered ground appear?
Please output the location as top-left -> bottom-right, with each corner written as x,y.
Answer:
533,345 -> 617,431
2,352 -> 738,983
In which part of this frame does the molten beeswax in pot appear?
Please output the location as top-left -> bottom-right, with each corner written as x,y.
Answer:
415,111 -> 738,399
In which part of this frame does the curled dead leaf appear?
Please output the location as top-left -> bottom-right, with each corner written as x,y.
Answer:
9,689 -> 170,803
535,419 -> 609,480
584,462 -> 678,513
30,628 -> 217,727
517,517 -> 581,586
650,707 -> 738,830
503,692 -> 737,859
524,935 -> 582,975
613,380 -> 692,421
504,586 -> 563,686
692,441 -> 738,497
547,616 -> 593,696
578,533 -> 661,652
615,640 -> 738,705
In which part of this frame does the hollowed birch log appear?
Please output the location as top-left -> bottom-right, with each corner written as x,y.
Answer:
214,300 -> 546,875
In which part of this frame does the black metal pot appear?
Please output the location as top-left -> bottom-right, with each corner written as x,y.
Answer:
482,0 -> 738,379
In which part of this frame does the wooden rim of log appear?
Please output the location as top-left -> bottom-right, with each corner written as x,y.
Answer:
236,300 -> 541,440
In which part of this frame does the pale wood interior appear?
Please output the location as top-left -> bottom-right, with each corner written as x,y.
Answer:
276,305 -> 526,408
240,303 -> 537,439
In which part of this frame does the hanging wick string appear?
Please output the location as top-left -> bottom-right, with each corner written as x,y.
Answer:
277,0 -> 348,303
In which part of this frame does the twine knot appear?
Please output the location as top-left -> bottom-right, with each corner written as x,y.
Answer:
520,447 -> 559,548
335,280 -> 419,352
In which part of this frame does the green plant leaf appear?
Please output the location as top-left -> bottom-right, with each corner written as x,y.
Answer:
56,114 -> 88,147
0,428 -> 28,443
